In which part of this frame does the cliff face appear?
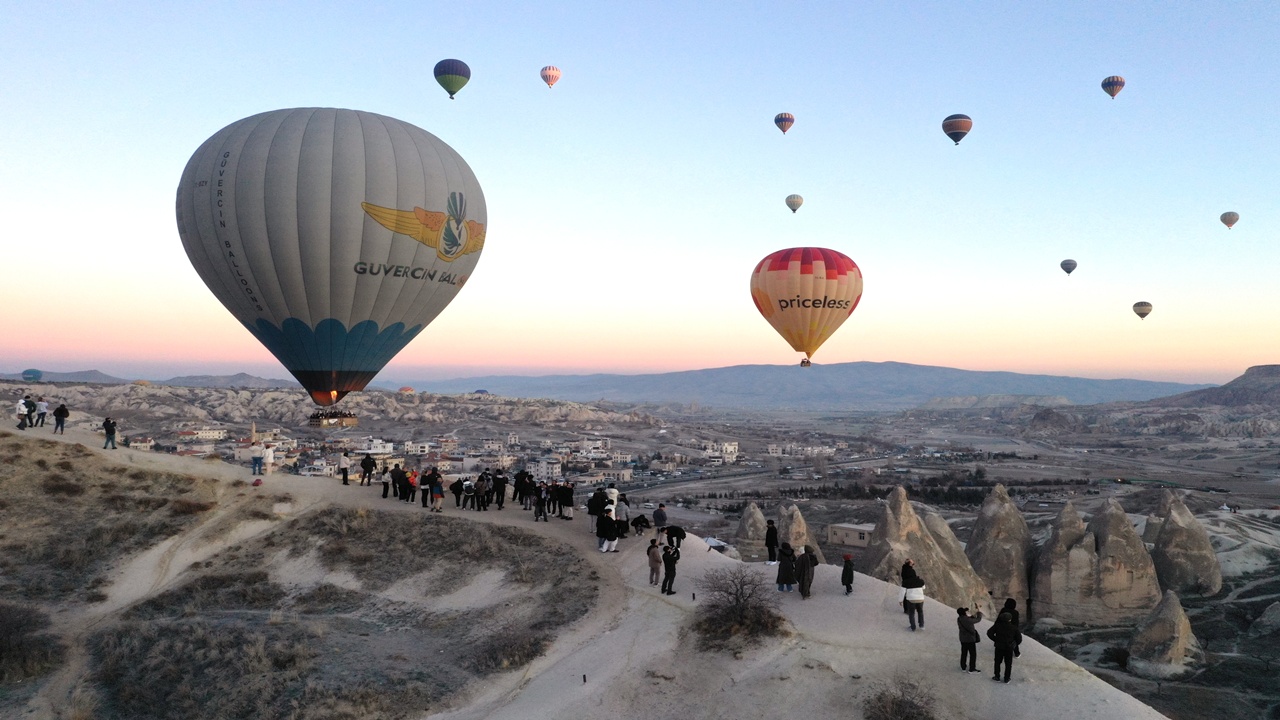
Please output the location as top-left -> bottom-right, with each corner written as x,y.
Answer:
1032,500 -> 1162,625
864,487 -> 993,614
965,484 -> 1033,608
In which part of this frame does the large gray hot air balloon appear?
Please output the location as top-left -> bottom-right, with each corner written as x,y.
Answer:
175,108 -> 487,406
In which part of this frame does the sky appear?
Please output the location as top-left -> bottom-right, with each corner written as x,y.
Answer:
2,2 -> 1277,385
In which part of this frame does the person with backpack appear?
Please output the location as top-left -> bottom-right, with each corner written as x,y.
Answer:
987,612 -> 1022,683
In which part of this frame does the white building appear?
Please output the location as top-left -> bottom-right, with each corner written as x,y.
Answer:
355,437 -> 395,454
481,438 -> 504,452
506,432 -> 520,446
531,456 -> 563,482
404,441 -> 432,455
828,523 -> 876,548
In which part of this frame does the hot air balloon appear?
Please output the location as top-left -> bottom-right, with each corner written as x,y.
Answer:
785,194 -> 804,213
1060,259 -> 1077,276
942,114 -> 972,145
1133,302 -> 1153,319
21,369 -> 42,382
774,113 -> 795,134
398,386 -> 415,394
1101,75 -> 1125,98
175,108 -> 487,406
750,247 -> 863,362
540,66 -> 560,88
434,59 -> 471,99
1221,211 -> 1239,229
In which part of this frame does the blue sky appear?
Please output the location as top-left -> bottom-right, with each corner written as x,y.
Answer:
2,2 -> 1276,383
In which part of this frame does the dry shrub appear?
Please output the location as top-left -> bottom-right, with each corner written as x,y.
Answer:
128,572 -> 287,619
170,499 -> 216,516
863,674 -> 939,720
55,459 -> 75,471
41,474 -> 84,496
0,602 -> 66,681
466,628 -> 549,672
692,565 -> 786,650
35,458 -> 48,469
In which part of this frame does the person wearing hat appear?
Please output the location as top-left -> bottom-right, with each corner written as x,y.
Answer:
957,606 -> 984,673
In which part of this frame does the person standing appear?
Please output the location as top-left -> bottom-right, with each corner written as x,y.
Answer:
775,543 -> 797,592
597,509 -> 619,552
262,444 -> 275,475
614,495 -> 631,538
429,470 -> 445,512
957,607 -> 984,673
16,397 -> 30,430
52,403 -> 69,434
338,452 -> 351,485
660,545 -> 680,595
902,572 -> 927,631
404,470 -> 418,504
250,442 -> 265,475
360,454 -> 376,486
473,474 -> 489,511
987,612 -> 1022,683
533,482 -> 549,522
647,539 -> 663,587
389,464 -> 407,501
765,519 -> 779,564
102,417 -> 118,449
841,554 -> 855,596
796,545 -> 819,599
492,470 -> 508,510
652,503 -> 668,539
450,476 -> 464,508
587,488 -> 607,535
34,398 -> 48,427
23,396 -> 36,427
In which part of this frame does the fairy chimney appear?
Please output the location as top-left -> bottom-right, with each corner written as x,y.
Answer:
865,487 -> 993,614
965,484 -> 1033,610
1128,590 -> 1202,679
1150,491 -> 1223,596
776,504 -> 825,564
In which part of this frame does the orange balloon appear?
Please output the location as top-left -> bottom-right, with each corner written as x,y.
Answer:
750,247 -> 864,359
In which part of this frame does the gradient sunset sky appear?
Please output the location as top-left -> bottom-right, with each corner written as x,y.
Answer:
2,2 -> 1277,384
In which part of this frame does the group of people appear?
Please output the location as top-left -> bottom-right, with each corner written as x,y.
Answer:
900,558 -> 1025,683
14,396 -> 69,434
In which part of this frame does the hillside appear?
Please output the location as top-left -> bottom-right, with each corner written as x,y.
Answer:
403,361 -> 1214,412
1149,365 -> 1280,408
0,429 -> 1169,720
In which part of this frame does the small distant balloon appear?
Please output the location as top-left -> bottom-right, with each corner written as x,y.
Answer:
21,368 -> 42,382
785,194 -> 804,213
1060,259 -> 1077,276
1133,301 -> 1153,320
1220,211 -> 1239,229
540,66 -> 561,88
1101,76 -> 1125,98
942,114 -> 972,145
434,59 -> 471,99
398,386 -> 415,394
774,113 -> 795,134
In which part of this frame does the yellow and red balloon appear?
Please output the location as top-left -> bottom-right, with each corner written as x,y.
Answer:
750,247 -> 863,362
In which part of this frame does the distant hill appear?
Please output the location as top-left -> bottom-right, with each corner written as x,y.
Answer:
403,361 -> 1216,412
1147,365 -> 1280,408
161,373 -> 298,389
0,369 -> 127,384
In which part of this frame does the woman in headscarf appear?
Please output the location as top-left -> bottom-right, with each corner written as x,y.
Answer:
796,545 -> 819,599
775,542 -> 797,592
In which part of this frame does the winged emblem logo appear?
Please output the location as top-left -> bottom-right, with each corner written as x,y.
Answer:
361,192 -> 485,262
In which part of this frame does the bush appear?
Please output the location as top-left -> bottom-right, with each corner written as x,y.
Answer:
863,674 -> 939,720
692,565 -> 786,650
0,602 -> 66,681
1101,646 -> 1130,669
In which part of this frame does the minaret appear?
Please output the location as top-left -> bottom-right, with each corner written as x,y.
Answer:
251,421 -> 258,443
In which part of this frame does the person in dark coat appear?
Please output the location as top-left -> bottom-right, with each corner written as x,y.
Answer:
389,465 -> 407,501
492,470 -> 507,509
765,520 -> 779,564
449,477 -> 464,507
631,514 -> 651,534
1001,598 -> 1022,656
902,572 -> 926,630
665,525 -> 686,549
359,454 -> 376,486
660,545 -> 680,595
587,488 -> 608,534
102,417 -> 118,449
986,612 -> 1022,683
52,403 -> 69,434
841,554 -> 855,596
957,606 -> 984,673
533,482 -> 549,522
901,558 -> 918,583
796,545 -> 819,599
775,543 -> 797,592
652,503 -> 668,538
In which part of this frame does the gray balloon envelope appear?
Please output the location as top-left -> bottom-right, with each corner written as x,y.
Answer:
175,108 -> 487,405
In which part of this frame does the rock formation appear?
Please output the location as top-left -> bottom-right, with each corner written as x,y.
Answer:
1140,492 -> 1175,543
734,502 -> 768,542
865,487 -> 993,614
1248,601 -> 1280,637
1033,499 -> 1162,625
776,505 -> 825,564
1149,491 -> 1223,596
965,484 -> 1033,610
732,502 -> 769,561
1128,590 -> 1202,679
